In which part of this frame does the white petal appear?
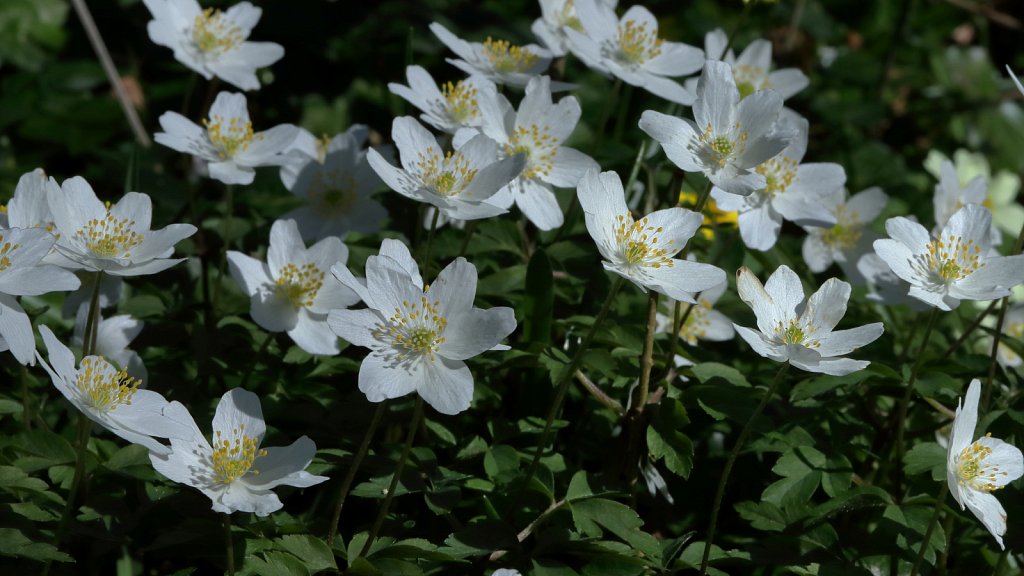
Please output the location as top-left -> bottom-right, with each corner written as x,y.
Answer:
417,357 -> 474,415
212,388 -> 266,442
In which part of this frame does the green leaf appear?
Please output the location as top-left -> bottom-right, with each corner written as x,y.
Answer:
0,527 -> 73,562
690,363 -> 751,388
483,445 -> 520,483
521,248 -> 554,348
275,535 -> 336,572
570,498 -> 661,562
646,398 -> 694,478
904,442 -> 946,481
441,520 -> 518,558
735,500 -> 787,532
0,399 -> 23,415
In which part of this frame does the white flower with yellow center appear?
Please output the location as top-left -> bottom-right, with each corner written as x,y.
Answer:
46,177 -> 197,276
227,219 -> 358,356
655,279 -> 734,346
685,28 -> 809,101
564,0 -> 703,104
930,158 -> 998,245
155,91 -> 299,185
429,22 -> 563,89
640,61 -> 791,197
467,75 -> 597,230
873,204 -> 1024,311
711,115 -> 841,251
368,116 -> 525,222
149,388 -> 327,516
802,187 -> 889,283
71,307 -> 147,381
734,265 -> 884,375
532,0 -> 617,57
924,149 -> 1022,237
143,0 -> 283,91
389,66 -> 496,134
328,239 -> 516,415
577,170 -> 726,301
278,126 -> 387,241
946,378 -> 1023,550
0,227 -> 80,365
6,169 -> 58,237
37,325 -> 192,455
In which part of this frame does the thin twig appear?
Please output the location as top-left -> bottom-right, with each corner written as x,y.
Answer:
327,401 -> 387,547
575,370 -> 624,416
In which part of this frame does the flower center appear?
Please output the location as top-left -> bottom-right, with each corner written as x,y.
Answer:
75,356 -> 139,411
614,215 -> 674,268
191,8 -> 242,56
925,234 -> 984,282
776,319 -> 806,345
733,64 -> 769,99
203,114 -> 258,159
617,19 -> 662,64
417,148 -> 478,197
441,80 -> 479,124
211,426 -> 267,485
309,171 -> 358,216
755,157 -> 798,197
505,124 -> 556,180
483,38 -> 538,73
0,233 -> 21,272
821,205 -> 862,250
694,123 -> 748,170
957,436 -> 1008,492
274,262 -> 324,308
75,205 -> 144,259
374,293 -> 449,361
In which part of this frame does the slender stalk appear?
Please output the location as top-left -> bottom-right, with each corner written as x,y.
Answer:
223,514 -> 235,575
239,332 -> 274,389
630,292 -> 660,416
359,397 -> 424,558
909,483 -> 948,576
718,3 -> 752,60
68,0 -> 151,147
937,511 -> 954,575
575,370 -> 624,415
893,308 -> 941,499
327,401 -> 387,547
520,276 -> 625,491
422,209 -> 440,271
623,140 -> 647,196
700,363 -> 789,575
488,499 -> 567,562
82,271 -> 104,357
43,415 -> 93,576
942,300 -> 998,357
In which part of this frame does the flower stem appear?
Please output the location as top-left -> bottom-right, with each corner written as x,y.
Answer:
327,401 -> 387,547
909,482 -> 948,576
223,514 -> 235,576
82,271 -> 104,357
520,276 -> 624,492
983,297 -> 1010,412
422,208 -> 440,272
700,362 -> 789,575
575,370 -> 624,416
942,300 -> 998,358
893,307 -> 940,498
629,291 -> 660,417
359,396 -> 424,558
44,414 -> 93,576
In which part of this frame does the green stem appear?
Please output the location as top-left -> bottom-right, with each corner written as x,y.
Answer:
82,271 -> 104,357
700,362 -> 789,575
327,401 -> 387,547
909,483 -> 948,576
359,397 -> 424,558
623,141 -> 647,196
982,218 -> 1024,411
893,308 -> 941,499
942,300 -> 998,357
224,514 -> 235,575
44,414 -> 93,576
422,209 -> 440,272
629,291 -> 659,416
520,276 -> 624,491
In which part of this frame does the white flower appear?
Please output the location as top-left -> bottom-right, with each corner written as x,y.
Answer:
149,388 -> 328,516
7,169 -> 57,234
155,91 -> 299,185
734,265 -> 884,375
227,219 -> 358,356
639,61 -> 791,197
931,159 -> 998,244
946,378 -> 1024,550
564,0 -> 703,104
711,115 -> 842,251
389,67 -> 496,134
328,239 -> 516,415
143,0 -> 283,91
368,116 -> 525,222
802,187 -> 889,283
1009,66 -> 1024,97
577,170 -> 726,301
686,28 -> 808,101
532,0 -> 617,57
925,149 -> 1022,237
72,306 -> 147,381
429,22 -> 562,89
0,227 -> 80,365
62,272 -> 124,318
655,279 -> 734,346
469,75 -> 598,230
37,325 -> 191,455
856,252 -> 927,310
278,126 -> 387,241
46,177 -> 197,276
873,204 -> 1024,311
995,303 -> 1024,368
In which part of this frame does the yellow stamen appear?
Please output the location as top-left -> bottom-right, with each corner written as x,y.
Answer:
504,124 -> 557,180
373,294 -> 448,361
483,38 -> 539,73
75,202 -> 144,259
191,8 -> 243,55
618,19 -> 663,64
203,114 -> 259,159
613,214 -> 674,268
275,262 -> 324,308
76,356 -> 139,411
957,435 -> 1009,492
211,425 -> 267,484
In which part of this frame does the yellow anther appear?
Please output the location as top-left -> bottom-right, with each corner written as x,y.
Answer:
820,205 -> 862,250
618,19 -> 663,64
957,440 -> 1006,492
416,148 -> 478,197
442,81 -> 479,123
693,123 -> 748,169
483,38 -> 539,73
0,234 -> 20,271
75,209 -> 143,259
191,8 -> 243,55
505,124 -> 557,180
925,234 -> 983,282
755,156 -> 798,197
203,114 -> 259,159
76,356 -> 140,411
275,262 -> 325,308
211,425 -> 267,484
613,214 -> 674,268
373,295 -> 448,361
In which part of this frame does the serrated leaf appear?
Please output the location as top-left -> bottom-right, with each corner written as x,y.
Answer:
690,363 -> 751,388
646,398 -> 694,478
275,535 -> 336,572
0,528 -> 73,562
570,498 -> 661,562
